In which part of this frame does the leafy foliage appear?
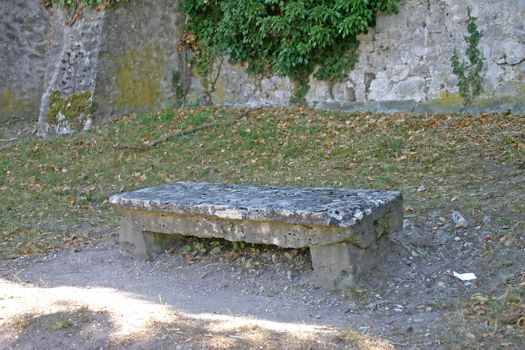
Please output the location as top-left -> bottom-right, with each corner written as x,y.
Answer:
182,0 -> 400,102
451,7 -> 484,105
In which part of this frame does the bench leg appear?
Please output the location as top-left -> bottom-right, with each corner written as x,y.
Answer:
310,238 -> 387,289
119,216 -> 175,260
119,216 -> 149,258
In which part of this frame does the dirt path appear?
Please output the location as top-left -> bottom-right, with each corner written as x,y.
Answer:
1,210 -> 524,349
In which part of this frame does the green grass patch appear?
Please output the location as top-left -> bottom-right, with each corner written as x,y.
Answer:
446,277 -> 525,349
1,107 -> 524,258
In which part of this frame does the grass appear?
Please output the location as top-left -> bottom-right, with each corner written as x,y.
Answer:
446,278 -> 525,349
48,313 -> 74,331
143,312 -> 394,350
345,284 -> 370,304
8,306 -> 94,335
10,314 -> 34,332
1,107 -> 524,258
47,306 -> 93,331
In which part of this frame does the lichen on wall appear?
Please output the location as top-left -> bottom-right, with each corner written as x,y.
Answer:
46,90 -> 93,133
36,5 -> 105,136
93,0 -> 181,120
114,45 -> 164,110
0,90 -> 36,124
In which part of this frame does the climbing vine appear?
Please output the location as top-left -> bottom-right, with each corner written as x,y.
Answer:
451,7 -> 484,105
181,0 -> 400,103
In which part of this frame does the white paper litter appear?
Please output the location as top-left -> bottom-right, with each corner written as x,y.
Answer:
453,271 -> 477,281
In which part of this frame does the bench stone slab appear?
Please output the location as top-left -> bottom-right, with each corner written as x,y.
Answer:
110,182 -> 403,288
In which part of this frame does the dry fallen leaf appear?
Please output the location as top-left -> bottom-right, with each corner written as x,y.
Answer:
65,195 -> 76,204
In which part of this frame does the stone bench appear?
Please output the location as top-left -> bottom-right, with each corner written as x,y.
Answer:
109,182 -> 403,288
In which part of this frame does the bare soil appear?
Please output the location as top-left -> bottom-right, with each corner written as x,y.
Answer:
1,209 -> 524,349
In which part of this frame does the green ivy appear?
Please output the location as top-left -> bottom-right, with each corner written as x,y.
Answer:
182,0 -> 400,103
451,7 -> 484,105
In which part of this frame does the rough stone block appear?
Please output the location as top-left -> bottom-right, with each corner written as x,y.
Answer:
310,237 -> 389,289
110,182 -> 403,288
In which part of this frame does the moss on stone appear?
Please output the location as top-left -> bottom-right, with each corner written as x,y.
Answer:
432,92 -> 464,106
211,78 -> 226,103
514,83 -> 524,99
46,90 -> 93,131
172,69 -> 193,107
476,95 -> 513,107
1,90 -> 16,112
0,89 -> 37,123
114,45 -> 164,110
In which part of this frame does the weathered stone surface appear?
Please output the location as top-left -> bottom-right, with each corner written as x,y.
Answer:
310,237 -> 388,289
93,0 -> 181,121
110,182 -> 402,232
0,0 -> 181,134
110,182 -> 403,288
0,1 -> 52,123
37,7 -> 105,135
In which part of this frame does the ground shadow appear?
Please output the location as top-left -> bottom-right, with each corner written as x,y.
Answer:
1,308 -> 114,350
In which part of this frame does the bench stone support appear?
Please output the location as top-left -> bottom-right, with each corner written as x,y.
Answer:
310,238 -> 387,289
119,215 -> 183,259
118,215 -> 145,256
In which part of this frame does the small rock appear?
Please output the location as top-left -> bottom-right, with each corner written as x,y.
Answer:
73,223 -> 96,236
417,185 -> 426,192
437,281 -> 446,288
409,229 -> 433,247
482,215 -> 493,226
451,211 -> 468,228
284,250 -> 298,260
442,223 -> 452,230
403,219 -> 410,229
209,246 -> 221,255
430,210 -> 442,218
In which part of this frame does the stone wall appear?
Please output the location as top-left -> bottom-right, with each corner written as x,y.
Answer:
1,0 -> 524,133
195,0 -> 525,114
0,1 -> 51,124
92,0 -> 181,122
36,7 -> 105,134
34,0 -> 181,135
1,0 -> 181,134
